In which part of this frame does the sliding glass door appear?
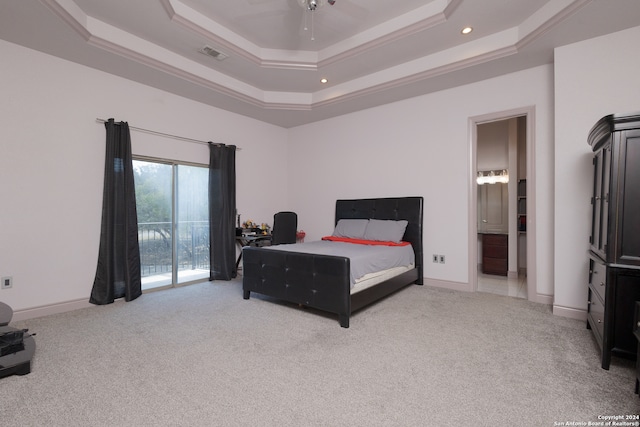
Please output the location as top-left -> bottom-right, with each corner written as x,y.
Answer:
176,164 -> 209,284
133,159 -> 209,290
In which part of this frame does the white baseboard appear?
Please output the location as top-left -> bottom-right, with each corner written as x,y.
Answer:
12,298 -> 93,322
553,304 -> 587,321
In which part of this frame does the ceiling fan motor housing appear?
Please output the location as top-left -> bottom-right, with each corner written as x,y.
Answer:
300,0 -> 335,11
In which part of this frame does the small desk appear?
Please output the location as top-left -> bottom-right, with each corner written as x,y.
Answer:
236,234 -> 271,270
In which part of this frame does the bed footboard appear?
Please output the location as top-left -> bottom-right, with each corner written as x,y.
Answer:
242,247 -> 352,327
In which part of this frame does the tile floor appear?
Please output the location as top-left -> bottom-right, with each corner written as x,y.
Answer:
477,268 -> 527,299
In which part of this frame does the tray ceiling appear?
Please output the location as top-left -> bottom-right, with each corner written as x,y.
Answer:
1,0 -> 639,127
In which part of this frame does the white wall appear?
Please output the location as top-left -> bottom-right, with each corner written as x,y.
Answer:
553,25 -> 640,316
0,40 -> 288,315
287,65 -> 554,297
477,121 -> 509,170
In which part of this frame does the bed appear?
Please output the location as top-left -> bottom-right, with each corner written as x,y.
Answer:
242,196 -> 424,327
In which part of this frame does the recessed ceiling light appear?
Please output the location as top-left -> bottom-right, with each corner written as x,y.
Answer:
320,78 -> 328,84
461,27 -> 473,35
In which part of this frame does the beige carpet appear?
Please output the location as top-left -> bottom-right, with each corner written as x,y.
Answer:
2,279 -> 639,426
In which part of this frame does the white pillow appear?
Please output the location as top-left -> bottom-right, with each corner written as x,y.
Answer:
363,219 -> 408,243
332,219 -> 369,239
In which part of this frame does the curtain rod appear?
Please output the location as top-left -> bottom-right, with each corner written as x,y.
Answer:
95,118 -> 240,150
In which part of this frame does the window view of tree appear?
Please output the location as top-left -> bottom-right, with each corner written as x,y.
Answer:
133,161 -> 173,281
133,160 -> 209,289
135,162 -> 172,224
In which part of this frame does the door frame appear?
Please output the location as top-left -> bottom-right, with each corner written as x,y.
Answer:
468,106 -> 538,301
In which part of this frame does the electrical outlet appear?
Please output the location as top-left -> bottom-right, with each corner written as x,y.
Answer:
439,255 -> 445,264
1,276 -> 12,289
432,254 -> 439,263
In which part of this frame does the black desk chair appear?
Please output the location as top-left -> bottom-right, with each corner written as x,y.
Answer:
271,211 -> 297,245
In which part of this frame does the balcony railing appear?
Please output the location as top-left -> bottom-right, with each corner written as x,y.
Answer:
138,221 -> 209,278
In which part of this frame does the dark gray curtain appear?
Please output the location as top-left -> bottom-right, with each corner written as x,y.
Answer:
90,119 -> 142,304
209,143 -> 237,280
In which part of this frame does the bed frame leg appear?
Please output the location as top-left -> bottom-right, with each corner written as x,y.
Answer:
243,290 -> 250,299
339,314 -> 349,328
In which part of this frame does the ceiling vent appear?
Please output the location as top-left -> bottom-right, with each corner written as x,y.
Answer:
198,45 -> 228,61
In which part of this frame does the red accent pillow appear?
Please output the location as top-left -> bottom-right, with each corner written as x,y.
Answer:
322,236 -> 410,246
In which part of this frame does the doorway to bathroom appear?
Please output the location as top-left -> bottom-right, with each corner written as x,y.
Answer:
469,107 -> 536,301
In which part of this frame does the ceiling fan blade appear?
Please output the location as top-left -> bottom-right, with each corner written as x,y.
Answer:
231,0 -> 300,27
330,0 -> 369,20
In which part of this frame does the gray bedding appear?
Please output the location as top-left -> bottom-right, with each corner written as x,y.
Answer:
259,240 -> 415,286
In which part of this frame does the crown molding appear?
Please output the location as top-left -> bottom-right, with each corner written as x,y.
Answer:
312,45 -> 518,109
162,0 -> 463,71
317,7 -> 447,68
161,0 -> 318,71
40,0 -> 91,41
516,0 -> 591,50
38,0 -> 593,114
88,33 -> 267,109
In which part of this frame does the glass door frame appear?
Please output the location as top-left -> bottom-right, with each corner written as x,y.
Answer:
134,155 -> 209,290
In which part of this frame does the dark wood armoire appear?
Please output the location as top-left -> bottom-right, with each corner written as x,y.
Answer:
587,111 -> 640,369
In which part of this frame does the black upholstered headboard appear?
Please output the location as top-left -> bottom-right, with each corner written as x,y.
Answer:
335,197 -> 424,279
